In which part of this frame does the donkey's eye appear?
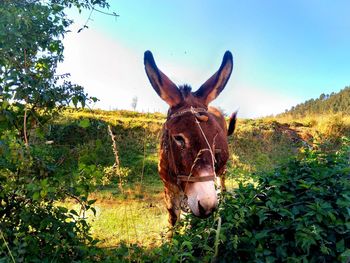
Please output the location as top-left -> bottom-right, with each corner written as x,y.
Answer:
173,135 -> 186,148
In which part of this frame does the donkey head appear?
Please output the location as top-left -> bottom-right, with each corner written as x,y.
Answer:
144,51 -> 233,218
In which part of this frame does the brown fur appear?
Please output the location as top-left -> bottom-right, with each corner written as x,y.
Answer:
159,106 -> 230,228
144,50 -> 235,230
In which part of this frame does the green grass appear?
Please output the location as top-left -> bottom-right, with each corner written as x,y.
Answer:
53,109 -> 350,253
61,174 -> 168,248
76,176 -> 249,249
88,196 -> 167,248
59,175 -> 245,250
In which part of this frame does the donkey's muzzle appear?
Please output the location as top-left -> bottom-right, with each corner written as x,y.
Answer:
185,180 -> 218,218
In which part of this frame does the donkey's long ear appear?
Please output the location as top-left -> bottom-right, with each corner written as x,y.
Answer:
144,51 -> 182,107
194,51 -> 233,105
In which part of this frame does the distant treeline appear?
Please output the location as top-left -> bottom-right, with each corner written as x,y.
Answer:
280,86 -> 350,117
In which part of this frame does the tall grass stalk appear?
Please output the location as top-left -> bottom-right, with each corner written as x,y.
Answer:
140,129 -> 147,188
0,230 -> 15,263
212,216 -> 222,262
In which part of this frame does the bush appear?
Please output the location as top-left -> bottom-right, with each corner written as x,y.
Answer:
167,138 -> 350,262
0,130 -> 98,262
0,0 -> 110,260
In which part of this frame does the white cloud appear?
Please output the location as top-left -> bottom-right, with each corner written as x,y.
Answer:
215,84 -> 298,118
58,26 -> 162,112
58,26 -> 297,118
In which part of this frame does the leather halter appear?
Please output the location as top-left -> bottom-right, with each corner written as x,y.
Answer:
168,107 -> 207,120
165,107 -> 216,186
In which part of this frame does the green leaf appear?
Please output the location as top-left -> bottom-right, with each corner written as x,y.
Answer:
40,189 -> 47,198
339,249 -> 350,263
181,241 -> 193,250
337,239 -> 345,253
90,207 -> 97,216
255,230 -> 269,240
78,118 -> 90,128
88,199 -> 97,205
70,210 -> 79,217
32,192 -> 40,201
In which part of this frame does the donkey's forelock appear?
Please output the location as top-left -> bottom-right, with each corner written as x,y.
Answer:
178,84 -> 192,98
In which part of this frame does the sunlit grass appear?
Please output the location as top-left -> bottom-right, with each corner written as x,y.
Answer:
84,175 -> 169,248
87,172 -> 253,248
267,113 -> 350,133
58,174 -> 249,250
59,181 -> 168,248
89,179 -> 253,247
60,108 -> 166,127
88,197 -> 168,248
55,108 -> 350,252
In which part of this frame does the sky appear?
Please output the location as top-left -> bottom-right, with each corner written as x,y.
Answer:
58,1 -> 350,118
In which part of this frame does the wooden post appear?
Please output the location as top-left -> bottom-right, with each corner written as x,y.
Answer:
107,124 -> 120,168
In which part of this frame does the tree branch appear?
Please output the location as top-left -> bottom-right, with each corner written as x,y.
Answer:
77,5 -> 119,33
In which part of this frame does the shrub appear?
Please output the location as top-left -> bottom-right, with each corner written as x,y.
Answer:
168,137 -> 350,262
0,0 -> 110,261
0,131 -> 98,262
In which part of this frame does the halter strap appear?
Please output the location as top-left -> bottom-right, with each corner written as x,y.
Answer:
177,175 -> 215,183
168,107 -> 207,119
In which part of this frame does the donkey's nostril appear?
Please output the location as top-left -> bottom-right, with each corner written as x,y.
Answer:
197,200 -> 215,218
198,200 -> 206,216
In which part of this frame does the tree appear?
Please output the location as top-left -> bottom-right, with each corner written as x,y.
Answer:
0,0 -> 111,140
131,96 -> 138,111
0,0 -> 114,261
280,87 -> 350,117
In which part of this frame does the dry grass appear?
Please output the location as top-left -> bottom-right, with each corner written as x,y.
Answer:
86,176 -> 251,248
88,198 -> 168,248
57,109 -> 350,251
263,113 -> 350,144
59,176 -> 247,250
60,108 -> 166,127
59,183 -> 168,248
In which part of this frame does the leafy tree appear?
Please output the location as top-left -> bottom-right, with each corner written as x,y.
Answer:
281,87 -> 350,117
0,0 -> 106,139
0,0 -> 114,261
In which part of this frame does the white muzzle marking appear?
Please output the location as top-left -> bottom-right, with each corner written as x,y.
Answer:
185,179 -> 218,217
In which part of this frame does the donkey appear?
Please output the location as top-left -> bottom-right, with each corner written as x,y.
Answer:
144,51 -> 237,229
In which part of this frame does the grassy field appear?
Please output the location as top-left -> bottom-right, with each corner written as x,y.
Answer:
55,109 -> 350,251
64,175 -> 243,249
88,189 -> 167,248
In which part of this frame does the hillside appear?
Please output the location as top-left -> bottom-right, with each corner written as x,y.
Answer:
3,107 -> 349,260
279,86 -> 350,117
54,108 -> 350,182
50,109 -> 349,248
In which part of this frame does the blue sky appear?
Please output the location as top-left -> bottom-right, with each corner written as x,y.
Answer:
59,1 -> 350,118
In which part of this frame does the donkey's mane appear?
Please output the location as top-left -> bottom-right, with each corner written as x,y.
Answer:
178,84 -> 192,98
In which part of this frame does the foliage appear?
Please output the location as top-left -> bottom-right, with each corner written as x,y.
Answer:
48,114 -> 161,183
4,0 -> 349,262
0,0 -> 112,261
280,86 -> 350,117
165,138 -> 350,262
0,129 -> 101,261
0,0 -> 103,134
